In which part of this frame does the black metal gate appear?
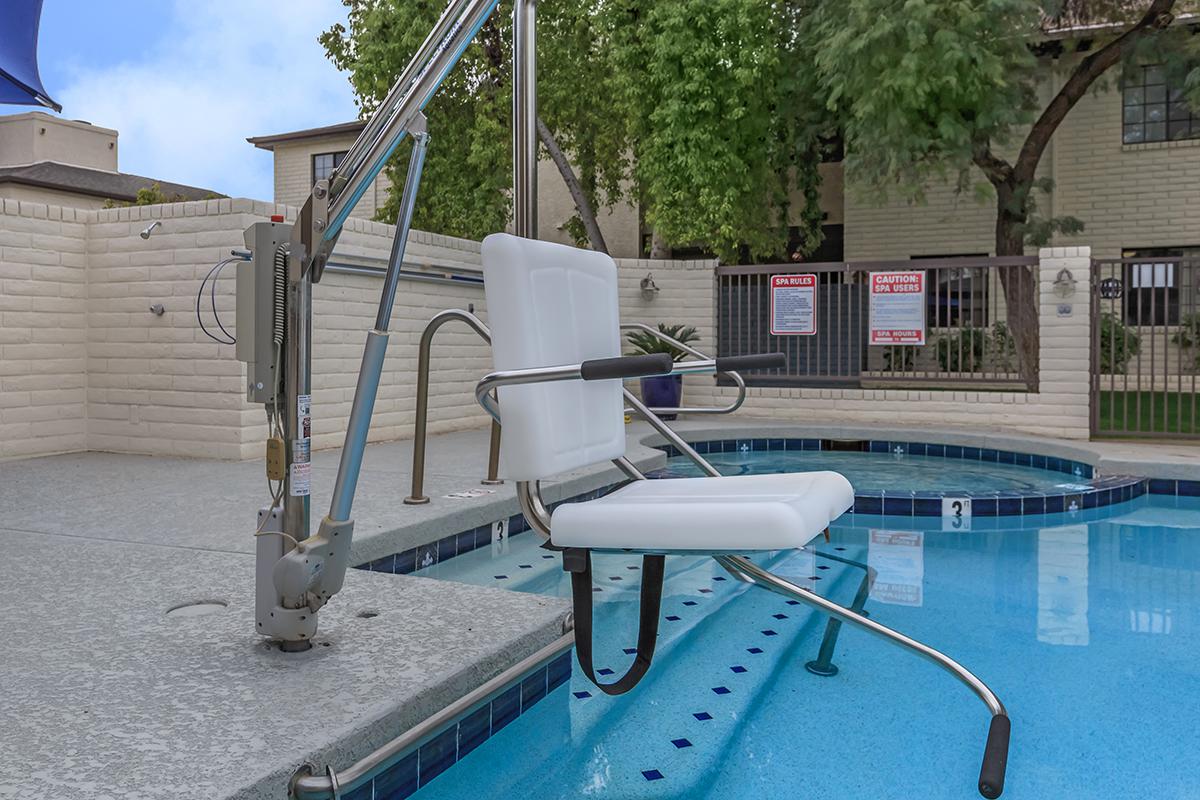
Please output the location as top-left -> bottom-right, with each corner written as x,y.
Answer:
1091,257 -> 1200,438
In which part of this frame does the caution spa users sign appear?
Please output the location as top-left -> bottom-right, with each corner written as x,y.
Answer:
869,271 -> 926,346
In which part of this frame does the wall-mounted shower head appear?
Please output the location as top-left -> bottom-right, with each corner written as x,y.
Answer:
140,221 -> 162,239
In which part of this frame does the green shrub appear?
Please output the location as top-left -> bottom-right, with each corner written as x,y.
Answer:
625,323 -> 699,362
1099,313 -> 1140,374
935,327 -> 988,372
881,346 -> 918,372
934,324 -> 1020,374
1171,312 -> 1200,370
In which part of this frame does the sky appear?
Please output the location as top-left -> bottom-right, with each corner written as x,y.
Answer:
5,0 -> 361,200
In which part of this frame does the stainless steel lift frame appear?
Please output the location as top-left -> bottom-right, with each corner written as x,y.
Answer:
268,0 -> 1009,796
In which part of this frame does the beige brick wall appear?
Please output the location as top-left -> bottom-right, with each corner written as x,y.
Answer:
0,199 -> 89,458
0,198 -> 492,460
617,248 -> 1093,439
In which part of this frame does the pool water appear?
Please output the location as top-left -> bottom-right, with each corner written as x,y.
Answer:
412,495 -> 1200,799
664,450 -> 1091,494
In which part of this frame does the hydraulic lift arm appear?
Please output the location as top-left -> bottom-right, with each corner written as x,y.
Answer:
253,0 -> 503,648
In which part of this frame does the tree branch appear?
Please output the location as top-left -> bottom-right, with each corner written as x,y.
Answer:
1013,0 -> 1175,184
972,141 -> 1014,187
537,116 -> 609,253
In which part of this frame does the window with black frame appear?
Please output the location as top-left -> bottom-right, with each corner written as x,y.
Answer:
312,151 -> 347,185
911,254 -> 989,328
1120,247 -> 1200,326
1122,64 -> 1200,144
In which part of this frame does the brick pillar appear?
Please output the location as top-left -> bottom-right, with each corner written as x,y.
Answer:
1037,247 -> 1092,439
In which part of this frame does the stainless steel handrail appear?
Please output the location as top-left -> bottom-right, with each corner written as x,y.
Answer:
290,631 -> 575,799
404,309 -> 500,505
619,322 -> 747,415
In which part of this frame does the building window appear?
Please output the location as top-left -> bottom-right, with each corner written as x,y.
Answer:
312,151 -> 346,185
911,254 -> 990,327
1122,65 -> 1200,144
1120,247 -> 1200,326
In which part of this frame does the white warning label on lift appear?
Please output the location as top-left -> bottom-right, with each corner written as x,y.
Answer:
289,462 -> 311,496
297,394 -> 312,440
293,438 -> 310,464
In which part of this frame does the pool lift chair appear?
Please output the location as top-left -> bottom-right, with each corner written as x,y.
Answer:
474,233 -> 1012,799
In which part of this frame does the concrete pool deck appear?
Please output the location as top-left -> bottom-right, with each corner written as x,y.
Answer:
3,418 -> 1196,799
1,427 -> 659,800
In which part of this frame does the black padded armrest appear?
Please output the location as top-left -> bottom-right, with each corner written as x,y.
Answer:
580,353 -> 673,381
715,353 -> 786,372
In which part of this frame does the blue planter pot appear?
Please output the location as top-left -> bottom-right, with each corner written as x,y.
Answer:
640,374 -> 683,420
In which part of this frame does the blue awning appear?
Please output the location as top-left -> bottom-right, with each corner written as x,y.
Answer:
0,0 -> 60,112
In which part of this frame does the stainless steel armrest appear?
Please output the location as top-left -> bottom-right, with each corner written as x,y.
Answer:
474,354 -> 675,422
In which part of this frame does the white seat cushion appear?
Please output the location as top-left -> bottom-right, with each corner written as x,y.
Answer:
550,472 -> 855,552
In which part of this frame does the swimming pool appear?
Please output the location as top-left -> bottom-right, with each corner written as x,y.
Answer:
409,494 -> 1200,799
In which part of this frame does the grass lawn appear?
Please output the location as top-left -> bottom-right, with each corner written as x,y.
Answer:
1097,389 -> 1200,435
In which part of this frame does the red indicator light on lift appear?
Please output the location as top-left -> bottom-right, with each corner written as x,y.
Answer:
270,214 -> 285,223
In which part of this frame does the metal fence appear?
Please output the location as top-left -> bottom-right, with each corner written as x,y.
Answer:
716,256 -> 1039,390
1091,257 -> 1200,438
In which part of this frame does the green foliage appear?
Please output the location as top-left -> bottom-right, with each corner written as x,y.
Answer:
934,324 -> 1019,373
1171,312 -> 1200,369
611,0 -> 828,262
103,183 -> 200,208
804,0 -> 1200,229
321,2 -> 514,239
323,0 -> 830,260
935,327 -> 987,372
1099,312 -> 1141,374
625,323 -> 699,362
881,346 -> 918,372
1019,178 -> 1084,246
990,321 -> 1019,373
806,0 -> 1042,201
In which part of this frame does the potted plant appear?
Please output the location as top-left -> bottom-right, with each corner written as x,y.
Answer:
625,323 -> 699,420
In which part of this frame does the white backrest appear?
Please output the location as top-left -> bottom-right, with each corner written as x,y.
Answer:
481,233 -> 626,480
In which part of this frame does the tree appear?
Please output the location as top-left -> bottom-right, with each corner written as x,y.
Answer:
321,0 -> 830,261
805,0 -> 1199,388
608,0 -> 829,262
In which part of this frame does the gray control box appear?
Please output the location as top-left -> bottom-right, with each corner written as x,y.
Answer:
236,221 -> 292,404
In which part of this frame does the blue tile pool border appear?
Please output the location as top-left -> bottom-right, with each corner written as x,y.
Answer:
355,441 -> 1199,575
650,438 -> 1157,517
355,487 -> 611,575
338,649 -> 572,800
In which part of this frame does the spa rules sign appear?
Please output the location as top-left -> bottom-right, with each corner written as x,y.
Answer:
869,271 -> 926,345
769,274 -> 817,335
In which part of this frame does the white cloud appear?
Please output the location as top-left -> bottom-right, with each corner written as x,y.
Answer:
54,0 -> 358,200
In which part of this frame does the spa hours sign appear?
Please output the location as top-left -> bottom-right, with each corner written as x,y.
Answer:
769,274 -> 817,335
869,271 -> 926,345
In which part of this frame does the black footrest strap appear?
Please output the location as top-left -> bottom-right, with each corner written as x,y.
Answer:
564,548 -> 666,696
